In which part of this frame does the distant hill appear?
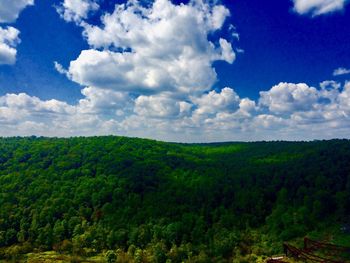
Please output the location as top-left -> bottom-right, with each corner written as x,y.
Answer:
0,137 -> 349,262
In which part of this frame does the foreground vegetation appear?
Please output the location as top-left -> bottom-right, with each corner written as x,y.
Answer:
0,136 -> 349,262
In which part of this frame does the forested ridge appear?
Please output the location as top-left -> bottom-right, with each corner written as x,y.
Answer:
0,136 -> 349,262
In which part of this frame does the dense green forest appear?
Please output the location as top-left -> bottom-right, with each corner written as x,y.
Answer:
0,137 -> 349,262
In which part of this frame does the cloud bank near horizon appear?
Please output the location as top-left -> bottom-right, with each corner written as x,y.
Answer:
1,80 -> 350,142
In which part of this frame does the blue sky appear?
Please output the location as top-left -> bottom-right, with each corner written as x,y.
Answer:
0,0 -> 350,141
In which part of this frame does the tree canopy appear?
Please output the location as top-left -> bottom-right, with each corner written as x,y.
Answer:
0,136 -> 349,262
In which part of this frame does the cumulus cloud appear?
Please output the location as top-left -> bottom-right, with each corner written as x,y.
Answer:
192,88 -> 241,116
0,93 -> 74,129
56,0 -> 99,23
68,49 -> 173,93
64,0 -> 234,96
257,81 -> 350,139
259,82 -> 319,114
134,94 -> 192,118
77,86 -> 131,115
292,0 -> 349,16
0,93 -> 74,114
0,0 -> 34,23
239,98 -> 257,114
0,0 -> 33,65
333,67 -> 350,76
0,26 -> 20,65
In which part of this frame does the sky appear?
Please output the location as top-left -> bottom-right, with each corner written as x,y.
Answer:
0,0 -> 350,142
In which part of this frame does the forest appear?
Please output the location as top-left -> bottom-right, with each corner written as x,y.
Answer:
0,136 -> 349,262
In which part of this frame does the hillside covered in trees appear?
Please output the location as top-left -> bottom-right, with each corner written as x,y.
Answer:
0,137 -> 349,262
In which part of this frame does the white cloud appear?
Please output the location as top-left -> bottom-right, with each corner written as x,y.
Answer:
0,43 -> 17,65
0,0 -> 32,65
338,81 -> 350,112
0,0 -> 33,23
134,94 -> 191,118
239,98 -> 256,113
65,0 -> 234,96
56,0 -> 99,23
68,49 -> 174,93
219,38 -> 236,63
192,88 -> 241,115
0,93 -> 75,131
333,67 -> 350,76
211,5 -> 230,30
253,114 -> 286,130
77,86 -> 131,115
0,90 -> 125,137
54,61 -> 68,75
292,0 -> 349,16
0,26 -> 19,45
256,81 -> 350,138
259,82 -> 319,114
0,93 -> 74,114
0,26 -> 20,65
